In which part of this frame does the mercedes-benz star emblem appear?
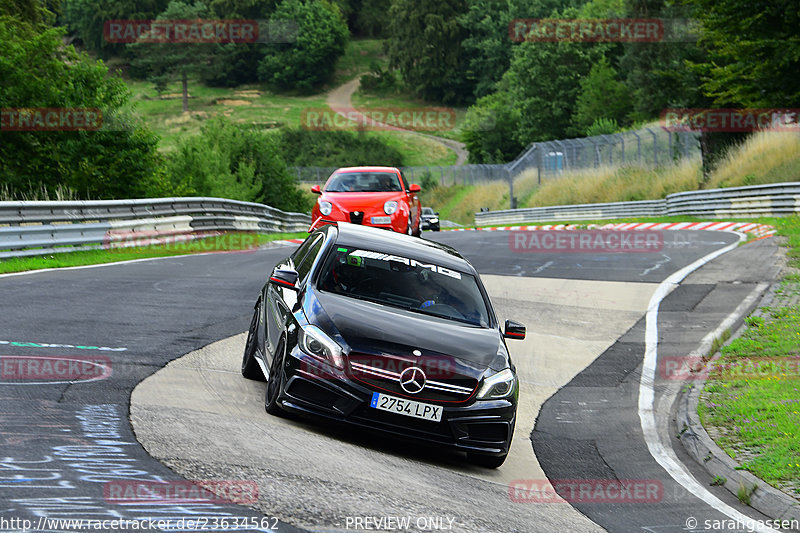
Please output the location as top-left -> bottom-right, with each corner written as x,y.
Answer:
399,366 -> 426,394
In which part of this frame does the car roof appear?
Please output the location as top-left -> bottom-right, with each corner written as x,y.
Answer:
333,166 -> 400,173
330,223 -> 476,274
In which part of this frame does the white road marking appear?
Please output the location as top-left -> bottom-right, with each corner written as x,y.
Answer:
638,231 -> 780,533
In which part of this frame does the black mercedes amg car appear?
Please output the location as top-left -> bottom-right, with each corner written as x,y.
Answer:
241,222 -> 525,467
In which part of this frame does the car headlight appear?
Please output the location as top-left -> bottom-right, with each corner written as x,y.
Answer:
384,201 -> 398,215
319,201 -> 333,216
430,217 -> 438,223
477,368 -> 516,399
298,325 -> 343,369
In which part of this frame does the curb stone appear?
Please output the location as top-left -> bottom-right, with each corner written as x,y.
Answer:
676,263 -> 800,526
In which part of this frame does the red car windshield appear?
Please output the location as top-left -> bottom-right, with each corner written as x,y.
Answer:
325,172 -> 402,193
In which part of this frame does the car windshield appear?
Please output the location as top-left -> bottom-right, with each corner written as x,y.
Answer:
422,207 -> 435,215
325,172 -> 402,193
317,246 -> 490,327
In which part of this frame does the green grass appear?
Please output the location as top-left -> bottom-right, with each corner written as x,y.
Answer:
0,232 -> 306,274
697,215 -> 800,496
373,131 -> 457,167
126,79 -> 327,153
329,39 -> 388,87
351,90 -> 467,141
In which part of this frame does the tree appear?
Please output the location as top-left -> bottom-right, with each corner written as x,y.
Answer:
462,88 -> 524,163
385,0 -> 474,104
128,0 -> 216,112
458,0 -> 515,99
570,56 -> 631,135
618,0 -> 707,123
503,36 -> 602,143
167,118 -> 310,212
62,0 -> 170,58
258,0 -> 349,92
0,16 -> 166,200
682,0 -> 799,108
202,0 -> 281,86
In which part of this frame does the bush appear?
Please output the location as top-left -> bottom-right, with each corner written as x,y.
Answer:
167,118 -> 310,212
462,89 -> 524,163
585,118 -> 619,137
279,128 -> 404,168
258,0 -> 349,92
0,17 -> 166,200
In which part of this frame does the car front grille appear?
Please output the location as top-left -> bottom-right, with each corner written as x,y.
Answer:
348,353 -> 477,404
349,211 -> 364,224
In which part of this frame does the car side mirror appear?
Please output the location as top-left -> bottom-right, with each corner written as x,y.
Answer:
311,185 -> 321,194
435,212 -> 439,215
408,183 -> 421,193
270,268 -> 299,291
503,319 -> 526,340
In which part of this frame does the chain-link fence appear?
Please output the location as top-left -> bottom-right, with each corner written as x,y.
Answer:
507,127 -> 701,181
292,127 -> 701,196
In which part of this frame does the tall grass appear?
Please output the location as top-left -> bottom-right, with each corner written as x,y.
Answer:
524,157 -> 702,207
424,130 -> 799,225
0,183 -> 81,201
706,131 -> 800,189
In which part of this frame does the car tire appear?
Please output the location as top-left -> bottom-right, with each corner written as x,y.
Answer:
241,304 -> 265,381
406,216 -> 413,235
467,452 -> 508,469
412,217 -> 422,237
265,335 -> 288,416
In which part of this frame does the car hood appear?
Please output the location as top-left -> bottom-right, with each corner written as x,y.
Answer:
323,192 -> 406,211
307,290 -> 506,372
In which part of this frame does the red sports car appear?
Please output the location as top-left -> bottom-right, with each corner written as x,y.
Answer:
310,166 -> 422,235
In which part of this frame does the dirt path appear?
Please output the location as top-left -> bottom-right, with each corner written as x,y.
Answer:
325,76 -> 469,166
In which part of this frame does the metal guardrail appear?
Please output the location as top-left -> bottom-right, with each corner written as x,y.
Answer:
0,197 -> 311,258
475,182 -> 800,225
475,200 -> 666,225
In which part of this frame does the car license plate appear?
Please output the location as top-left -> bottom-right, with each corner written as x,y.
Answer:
370,216 -> 391,224
370,392 -> 442,422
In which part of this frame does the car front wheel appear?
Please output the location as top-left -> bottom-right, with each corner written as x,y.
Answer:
265,336 -> 287,416
242,304 -> 265,381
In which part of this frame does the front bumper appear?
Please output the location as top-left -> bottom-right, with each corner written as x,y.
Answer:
278,347 -> 515,456
308,212 -> 404,233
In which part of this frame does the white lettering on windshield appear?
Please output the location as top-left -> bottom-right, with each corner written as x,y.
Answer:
348,250 -> 462,280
